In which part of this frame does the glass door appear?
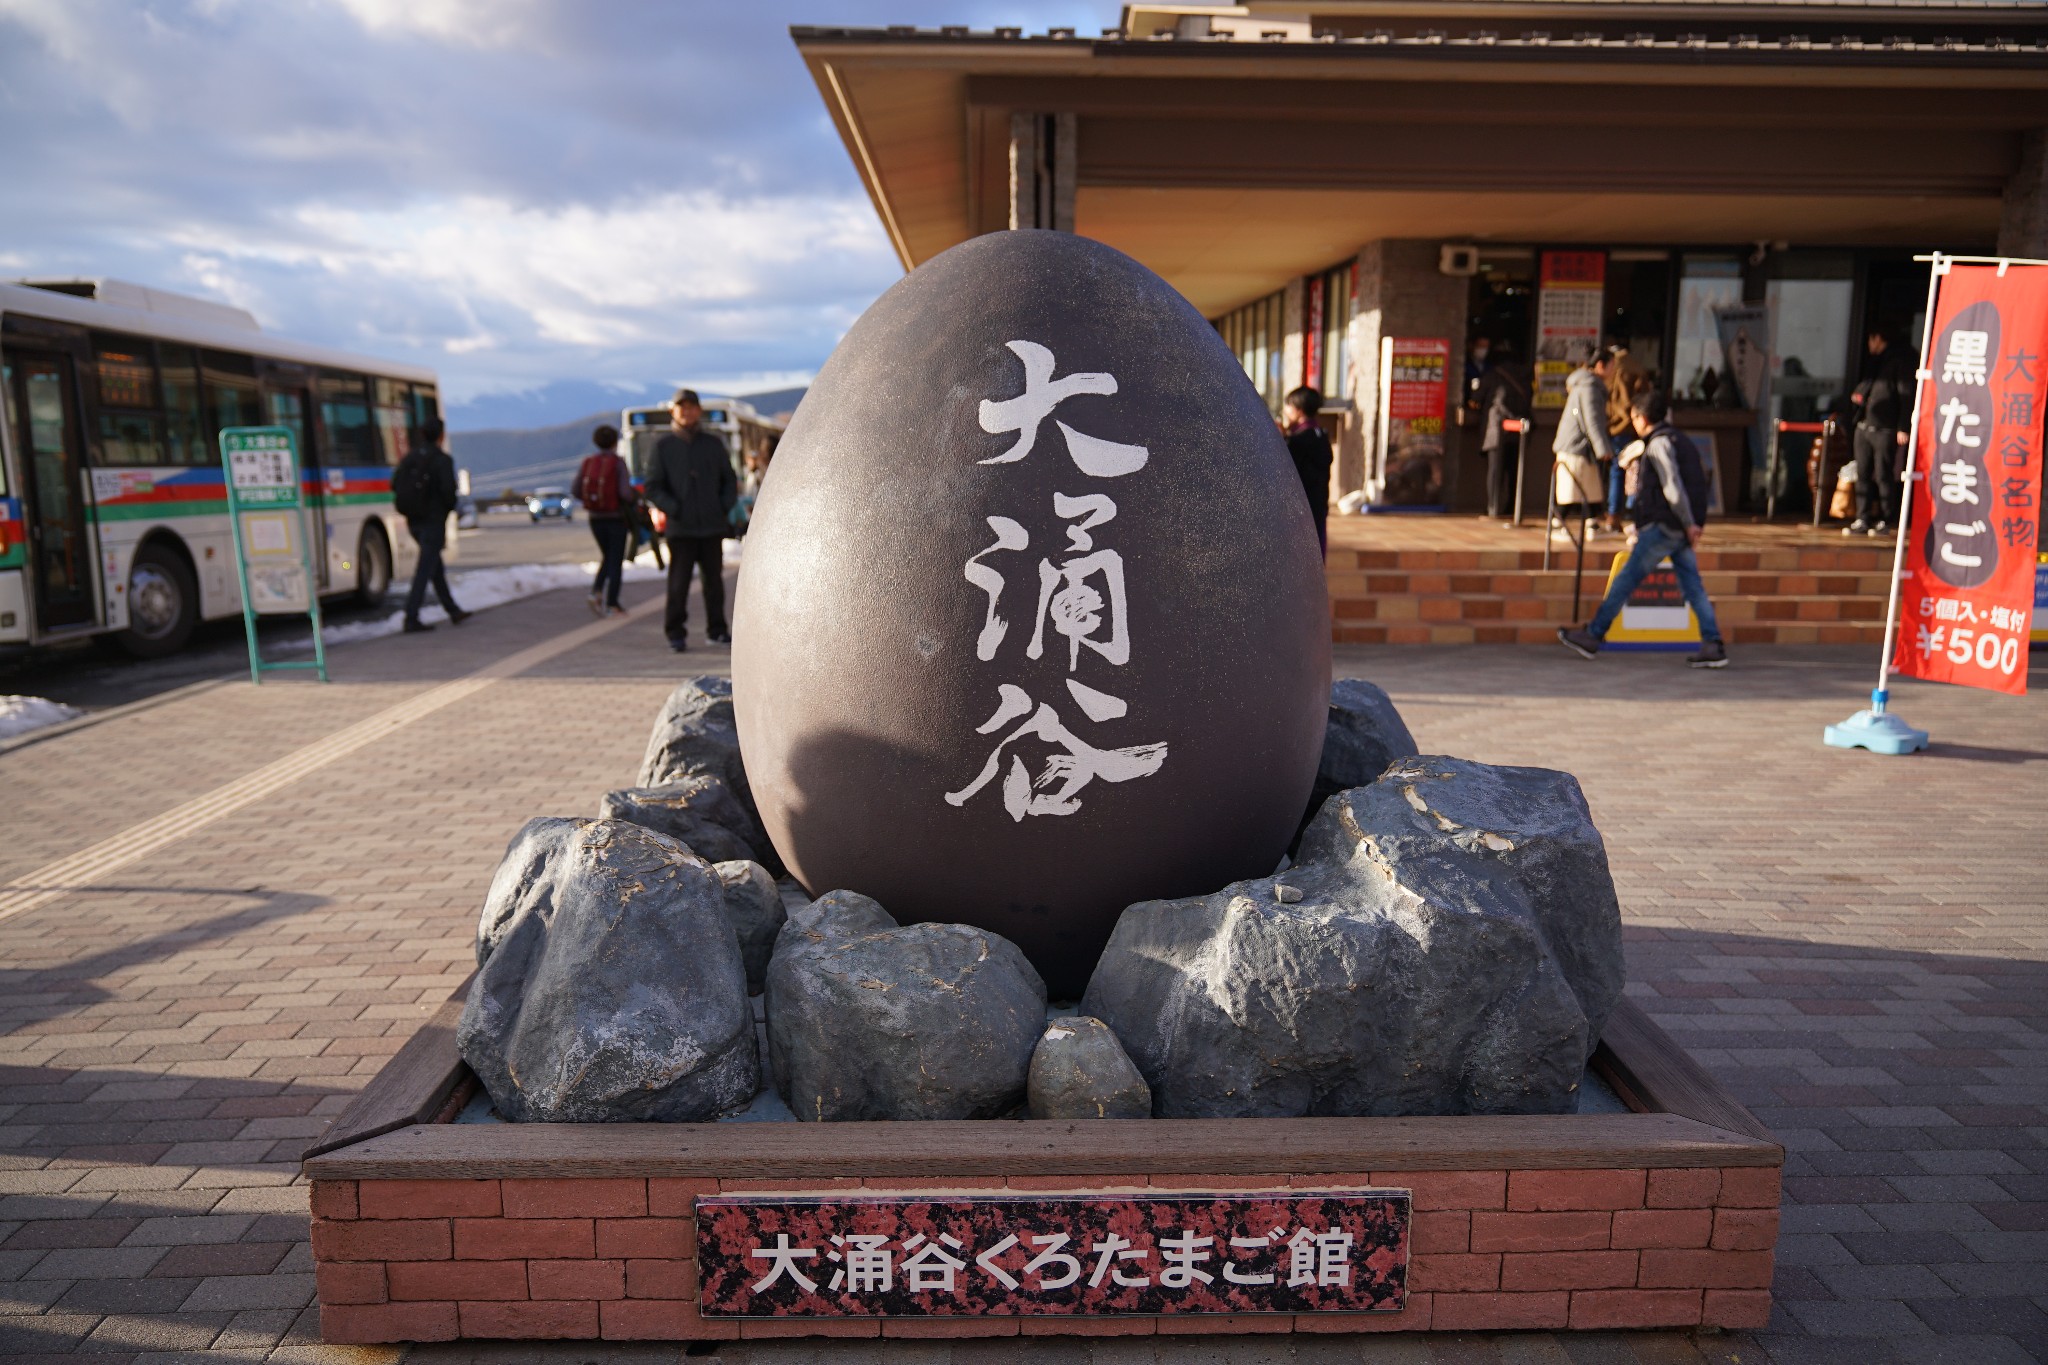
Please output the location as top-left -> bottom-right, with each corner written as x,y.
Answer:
264,386 -> 329,589
6,351 -> 98,630
1766,255 -> 1856,515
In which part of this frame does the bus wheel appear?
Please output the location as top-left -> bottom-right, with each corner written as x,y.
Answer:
117,542 -> 198,658
355,524 -> 392,608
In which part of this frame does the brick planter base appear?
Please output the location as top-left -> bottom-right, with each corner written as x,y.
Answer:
304,981 -> 1780,1343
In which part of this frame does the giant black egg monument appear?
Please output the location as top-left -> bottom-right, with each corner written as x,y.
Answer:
733,231 -> 1330,995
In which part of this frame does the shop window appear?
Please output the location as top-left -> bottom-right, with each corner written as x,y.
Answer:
317,369 -> 376,468
1214,288 -> 1290,414
1604,253 -> 1672,387
1673,256 -> 1744,405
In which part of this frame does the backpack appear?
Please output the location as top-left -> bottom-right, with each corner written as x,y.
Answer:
391,451 -> 437,520
576,452 -> 624,515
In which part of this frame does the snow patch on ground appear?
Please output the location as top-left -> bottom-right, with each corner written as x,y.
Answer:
300,558 -> 671,647
0,695 -> 84,741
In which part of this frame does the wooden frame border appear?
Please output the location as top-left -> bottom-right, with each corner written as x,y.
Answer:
304,979 -> 1780,1179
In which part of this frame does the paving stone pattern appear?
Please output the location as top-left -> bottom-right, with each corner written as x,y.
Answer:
0,574 -> 2042,1365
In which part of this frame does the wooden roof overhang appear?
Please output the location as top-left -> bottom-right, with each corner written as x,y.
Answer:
792,19 -> 2048,315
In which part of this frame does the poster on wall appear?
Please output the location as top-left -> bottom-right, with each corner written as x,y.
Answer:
1372,336 -> 1448,508
1534,251 -> 1605,410
1890,262 -> 2046,695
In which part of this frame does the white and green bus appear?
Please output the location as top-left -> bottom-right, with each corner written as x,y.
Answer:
1,278 -> 443,657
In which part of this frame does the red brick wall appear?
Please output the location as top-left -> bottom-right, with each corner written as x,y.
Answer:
310,1167 -> 1778,1342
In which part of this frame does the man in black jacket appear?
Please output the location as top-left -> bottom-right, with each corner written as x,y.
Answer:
1558,390 -> 1727,669
393,418 -> 469,634
1847,327 -> 1915,535
644,389 -> 738,651
1283,386 -> 1333,555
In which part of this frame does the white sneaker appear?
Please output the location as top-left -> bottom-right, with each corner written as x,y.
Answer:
587,593 -> 603,617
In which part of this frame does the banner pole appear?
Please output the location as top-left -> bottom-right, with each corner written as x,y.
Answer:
1869,254 -> 1948,718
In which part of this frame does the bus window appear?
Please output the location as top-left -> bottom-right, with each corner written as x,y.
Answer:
408,383 -> 439,444
372,377 -> 410,465
92,333 -> 166,466
317,370 -> 376,468
158,343 -> 208,465
201,350 -> 264,436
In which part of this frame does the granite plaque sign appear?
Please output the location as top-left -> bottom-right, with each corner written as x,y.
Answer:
696,1190 -> 1409,1318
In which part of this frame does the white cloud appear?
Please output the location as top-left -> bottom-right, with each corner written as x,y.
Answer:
146,189 -> 896,402
327,0 -> 549,47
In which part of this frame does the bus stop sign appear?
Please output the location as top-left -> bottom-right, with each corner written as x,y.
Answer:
220,426 -> 328,683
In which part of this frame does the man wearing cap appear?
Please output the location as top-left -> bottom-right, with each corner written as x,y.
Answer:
644,389 -> 738,651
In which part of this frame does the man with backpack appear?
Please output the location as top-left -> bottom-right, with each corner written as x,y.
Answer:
574,424 -> 633,617
643,388 -> 738,652
390,417 -> 469,634
1557,390 -> 1728,669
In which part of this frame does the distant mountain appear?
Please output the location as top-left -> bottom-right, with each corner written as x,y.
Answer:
446,381 -> 669,433
447,380 -> 809,433
453,411 -> 614,494
452,385 -> 808,493
739,386 -> 807,422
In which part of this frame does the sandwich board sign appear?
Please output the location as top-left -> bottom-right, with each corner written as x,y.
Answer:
220,426 -> 328,683
1597,549 -> 1701,652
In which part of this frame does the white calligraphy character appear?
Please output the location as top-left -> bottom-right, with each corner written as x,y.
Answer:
1938,460 -> 1981,506
1157,1231 -> 1216,1289
826,1234 -> 893,1293
943,684 -> 1167,821
900,1233 -> 969,1293
1088,1232 -> 1151,1288
1943,330 -> 1990,386
1285,1229 -> 1355,1289
1022,1233 -> 1084,1290
1938,520 -> 1988,569
749,1233 -> 820,1294
1223,1233 -> 1279,1286
1938,397 -> 1983,448
978,340 -> 1150,476
964,516 -> 1030,660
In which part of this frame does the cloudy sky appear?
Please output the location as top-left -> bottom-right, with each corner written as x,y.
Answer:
0,0 -> 1115,428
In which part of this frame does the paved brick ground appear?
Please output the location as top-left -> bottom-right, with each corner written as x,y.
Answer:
1,576 -> 2042,1365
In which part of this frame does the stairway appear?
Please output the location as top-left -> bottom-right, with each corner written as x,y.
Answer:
1326,540 -> 1895,645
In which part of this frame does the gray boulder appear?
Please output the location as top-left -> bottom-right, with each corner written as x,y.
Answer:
635,677 -> 781,872
1028,1016 -> 1153,1120
714,859 -> 785,993
600,775 -> 757,867
1083,755 -> 1624,1119
1295,679 -> 1420,848
766,891 -> 1046,1121
476,816 -> 589,967
458,818 -> 758,1122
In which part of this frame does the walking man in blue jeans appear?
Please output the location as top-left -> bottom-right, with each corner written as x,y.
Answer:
1558,390 -> 1729,669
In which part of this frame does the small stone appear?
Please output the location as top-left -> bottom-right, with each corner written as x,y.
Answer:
765,890 -> 1046,1121
1084,754 -> 1623,1119
600,775 -> 757,867
1028,1016 -> 1152,1120
714,859 -> 785,994
1273,883 -> 1303,904
637,676 -> 781,872
476,816 -> 587,966
458,819 -> 758,1122
1295,679 -> 1420,847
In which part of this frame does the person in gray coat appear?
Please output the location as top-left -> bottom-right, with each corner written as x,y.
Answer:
643,388 -> 738,651
1549,349 -> 1614,526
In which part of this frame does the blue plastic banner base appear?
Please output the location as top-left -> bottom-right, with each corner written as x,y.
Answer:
1823,709 -> 1930,756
